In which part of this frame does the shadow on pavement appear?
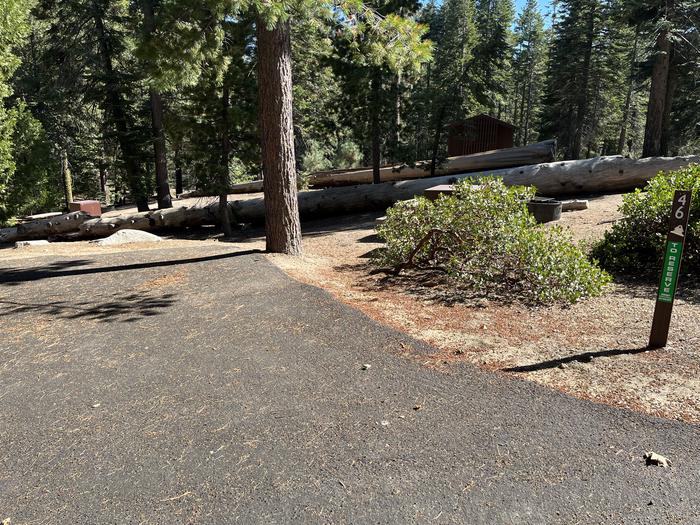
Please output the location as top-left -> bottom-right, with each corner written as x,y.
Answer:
0,250 -> 261,286
0,292 -> 177,323
502,346 -> 653,373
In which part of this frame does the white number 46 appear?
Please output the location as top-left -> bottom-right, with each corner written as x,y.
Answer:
676,194 -> 688,219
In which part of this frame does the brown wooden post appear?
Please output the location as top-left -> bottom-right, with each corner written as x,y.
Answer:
649,190 -> 692,348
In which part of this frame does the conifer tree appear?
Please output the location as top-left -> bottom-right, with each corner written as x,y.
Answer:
509,0 -> 547,145
472,0 -> 515,116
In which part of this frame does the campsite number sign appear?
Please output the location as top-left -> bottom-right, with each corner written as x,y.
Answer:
649,190 -> 693,348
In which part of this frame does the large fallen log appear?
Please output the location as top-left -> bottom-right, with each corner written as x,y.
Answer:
219,140 -> 557,194
3,154 -> 697,243
306,139 -> 557,188
16,211 -> 92,238
0,227 -> 20,244
77,204 -> 220,237
228,154 -> 700,223
0,211 -> 92,243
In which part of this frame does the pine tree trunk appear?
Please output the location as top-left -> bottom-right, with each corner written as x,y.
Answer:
660,50 -> 677,156
642,27 -> 672,157
220,82 -> 233,238
523,68 -> 534,145
98,163 -> 109,202
93,4 -> 149,212
174,144 -> 183,195
150,89 -> 172,209
61,150 -> 73,210
256,17 -> 302,255
371,70 -> 382,184
430,105 -> 446,178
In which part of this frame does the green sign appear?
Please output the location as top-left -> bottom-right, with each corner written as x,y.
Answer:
658,241 -> 683,303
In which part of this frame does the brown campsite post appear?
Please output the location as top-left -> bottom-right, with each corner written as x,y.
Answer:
649,190 -> 693,348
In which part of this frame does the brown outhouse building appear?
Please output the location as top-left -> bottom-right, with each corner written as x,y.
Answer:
447,114 -> 515,157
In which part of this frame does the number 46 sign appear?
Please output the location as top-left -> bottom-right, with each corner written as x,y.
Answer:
649,190 -> 693,348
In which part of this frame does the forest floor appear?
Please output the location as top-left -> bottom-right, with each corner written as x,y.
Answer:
3,192 -> 699,424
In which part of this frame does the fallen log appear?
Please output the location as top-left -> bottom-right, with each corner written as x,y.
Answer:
306,139 -> 557,188
0,212 -> 92,243
0,227 -> 20,244
77,203 -> 219,237
3,154 -> 697,242
228,154 -> 700,223
222,180 -> 263,194
220,140 -> 557,194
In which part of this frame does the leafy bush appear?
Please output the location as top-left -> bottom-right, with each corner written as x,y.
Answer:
591,164 -> 700,275
376,179 -> 611,305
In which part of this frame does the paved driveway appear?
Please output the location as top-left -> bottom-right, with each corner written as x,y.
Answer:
0,246 -> 698,524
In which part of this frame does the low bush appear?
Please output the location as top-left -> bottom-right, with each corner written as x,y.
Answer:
591,164 -> 700,275
376,179 -> 611,305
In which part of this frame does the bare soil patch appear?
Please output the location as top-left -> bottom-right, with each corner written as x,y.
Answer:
271,193 -> 700,424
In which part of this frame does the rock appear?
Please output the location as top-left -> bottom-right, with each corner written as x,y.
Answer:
93,229 -> 163,246
14,240 -> 50,248
380,420 -> 390,426
644,451 -> 670,468
361,364 -> 371,370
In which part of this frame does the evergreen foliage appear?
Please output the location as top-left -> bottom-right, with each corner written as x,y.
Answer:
0,0 -> 699,225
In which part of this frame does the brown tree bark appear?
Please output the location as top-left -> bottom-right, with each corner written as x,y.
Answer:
659,48 -> 677,156
149,89 -> 172,209
642,14 -> 672,157
256,17 -> 302,255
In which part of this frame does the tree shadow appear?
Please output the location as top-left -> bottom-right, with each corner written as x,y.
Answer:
0,292 -> 177,323
0,250 -> 261,286
611,275 -> 700,305
502,346 -> 653,373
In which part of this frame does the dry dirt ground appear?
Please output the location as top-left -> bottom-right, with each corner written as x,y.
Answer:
4,192 -> 700,425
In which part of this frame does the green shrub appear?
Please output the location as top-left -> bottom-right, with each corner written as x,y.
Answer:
376,179 -> 611,305
591,164 -> 700,275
